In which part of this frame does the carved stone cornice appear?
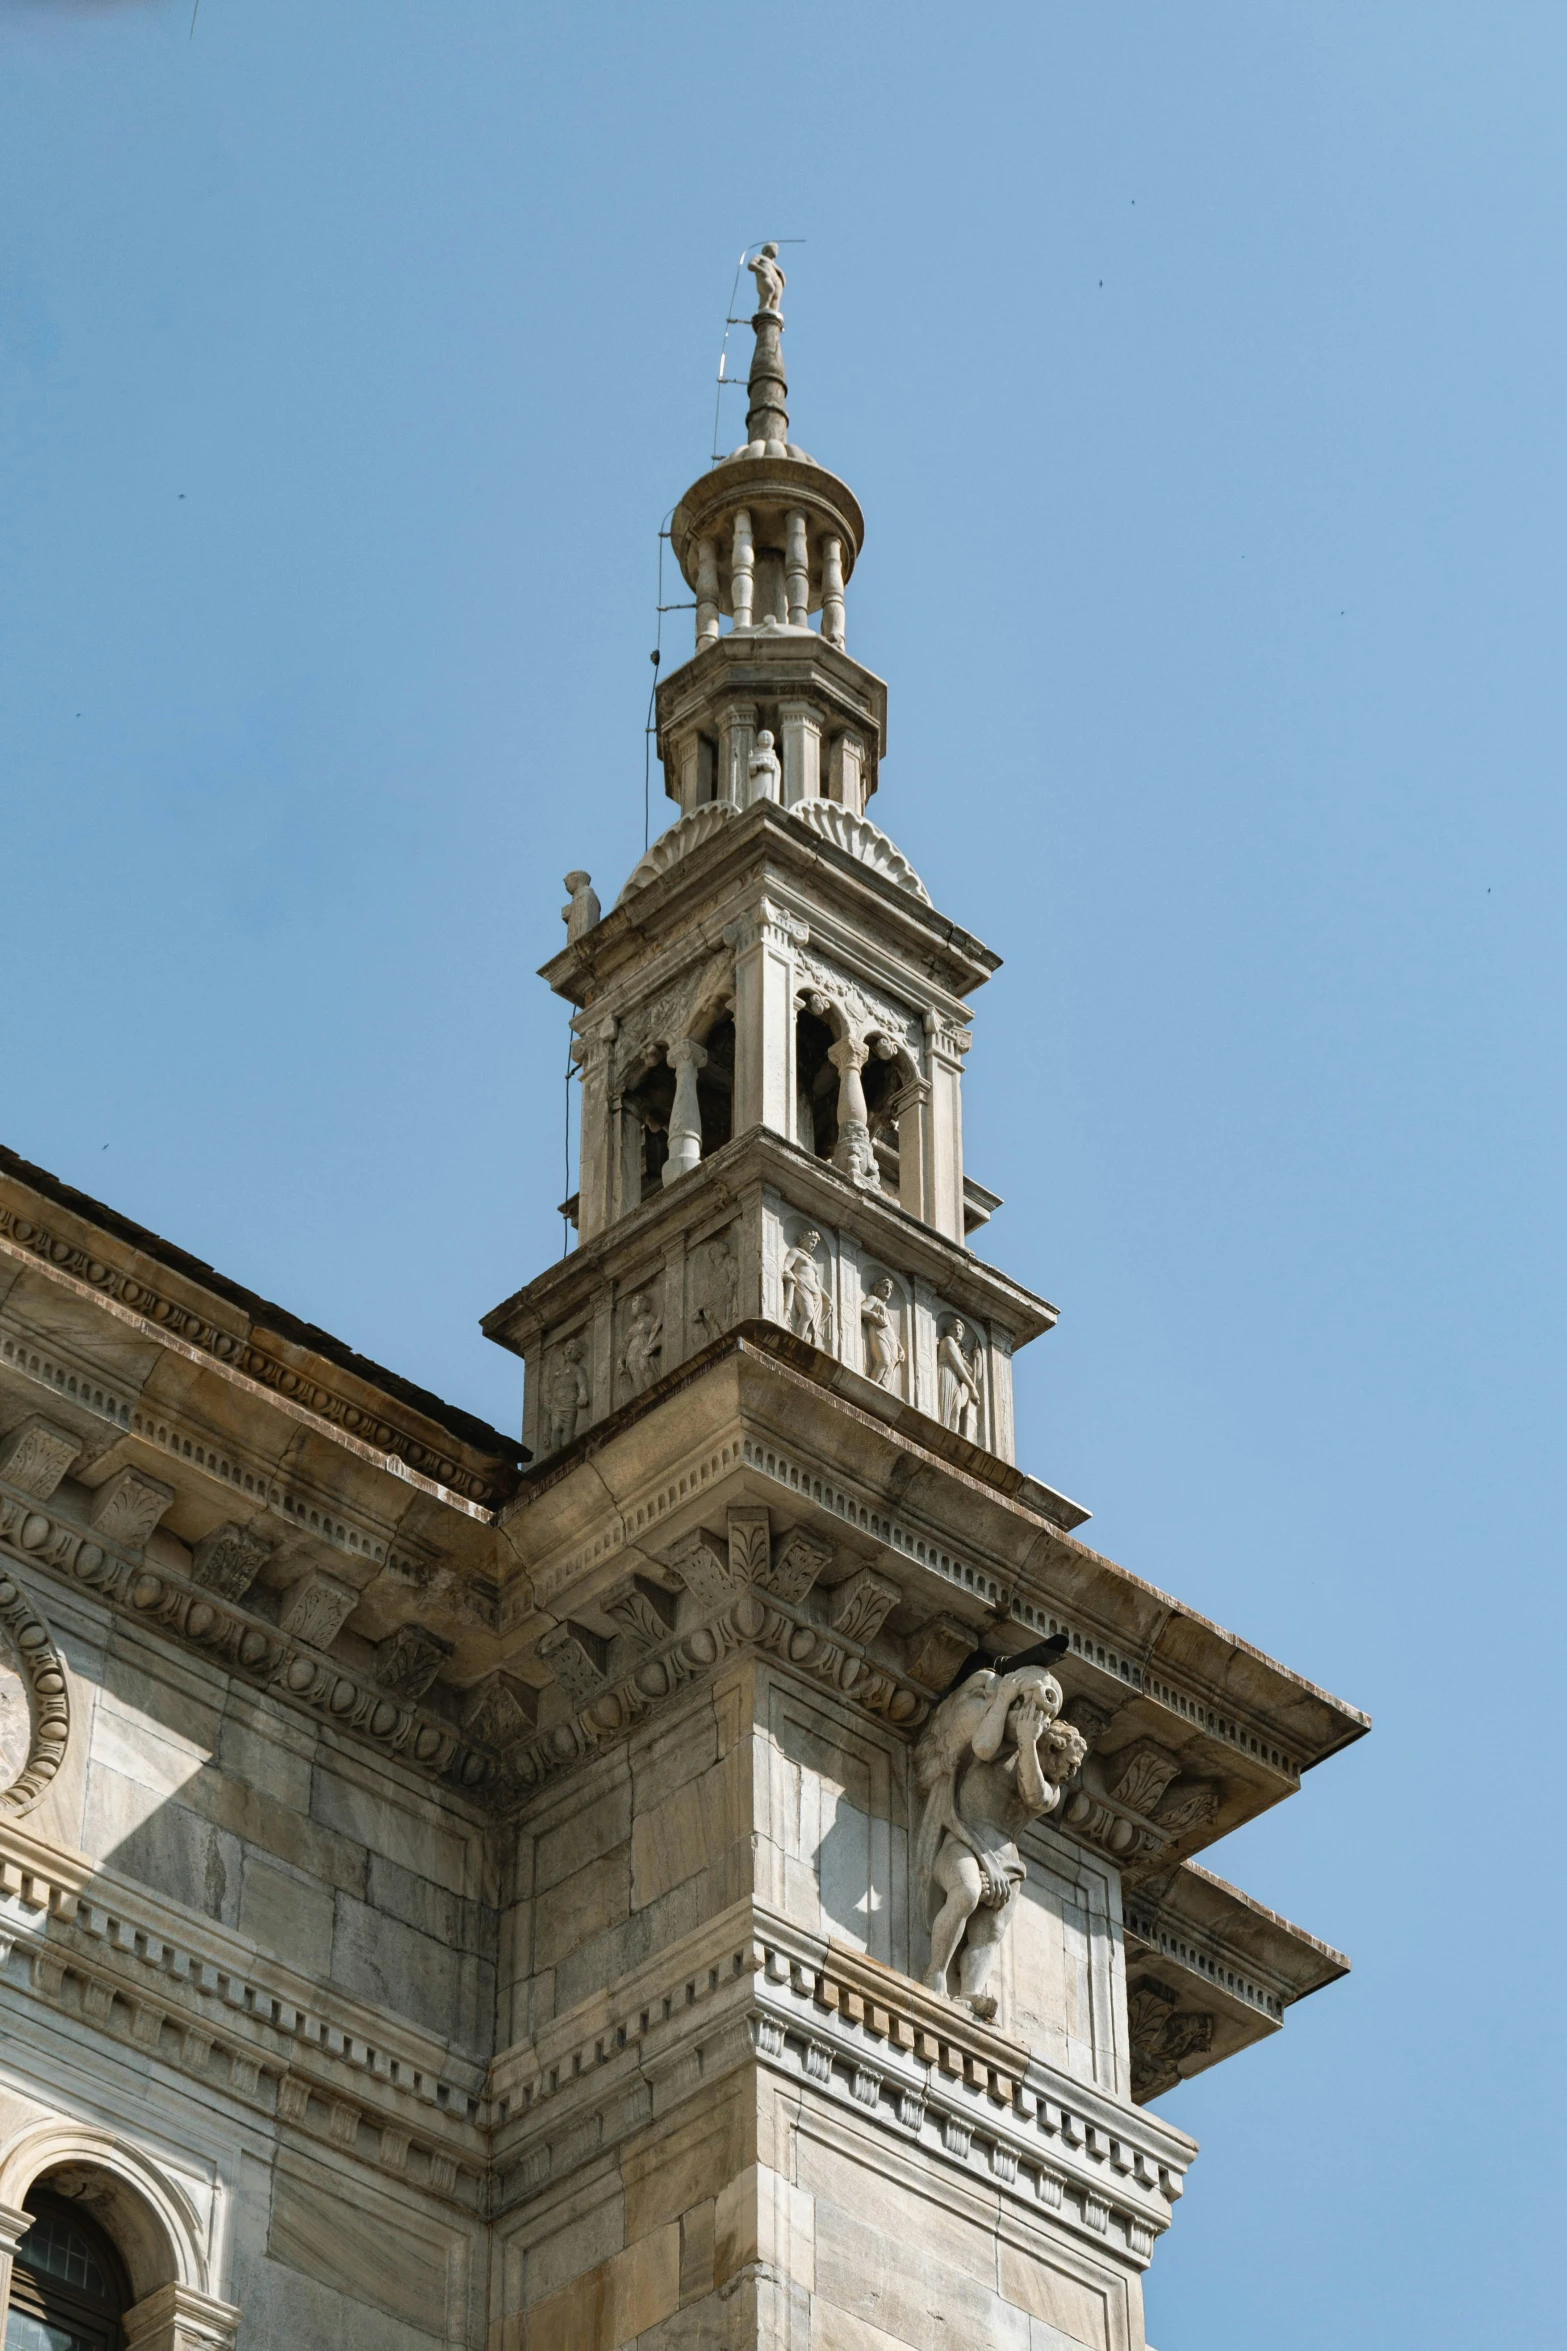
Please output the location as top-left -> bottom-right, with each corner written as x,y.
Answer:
0,1199 -> 514,1508
502,1577 -> 928,1802
487,1900 -> 1194,2267
0,1478 -> 490,1799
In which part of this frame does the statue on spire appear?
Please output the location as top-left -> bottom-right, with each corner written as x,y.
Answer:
747,243 -> 786,316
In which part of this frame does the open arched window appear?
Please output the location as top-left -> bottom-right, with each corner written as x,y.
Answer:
6,2191 -> 132,2350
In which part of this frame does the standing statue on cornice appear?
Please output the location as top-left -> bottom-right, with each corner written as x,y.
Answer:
937,1318 -> 984,1439
747,242 -> 786,315
781,1229 -> 830,1348
914,1646 -> 1087,2020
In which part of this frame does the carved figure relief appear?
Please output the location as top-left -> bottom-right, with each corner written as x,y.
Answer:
937,1318 -> 984,1439
691,1233 -> 738,1345
542,1336 -> 591,1450
1128,1981 -> 1217,2102
781,1228 -> 831,1348
914,1659 -> 1088,2019
860,1274 -> 905,1389
619,1292 -> 664,1397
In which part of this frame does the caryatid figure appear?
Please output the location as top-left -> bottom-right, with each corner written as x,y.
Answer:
914,1656 -> 1087,2020
747,242 -> 786,315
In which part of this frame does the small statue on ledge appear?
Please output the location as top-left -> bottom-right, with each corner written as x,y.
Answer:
914,1639 -> 1087,2020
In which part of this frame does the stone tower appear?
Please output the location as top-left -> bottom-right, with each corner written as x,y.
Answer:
0,259 -> 1364,2351
477,261 -> 1367,2348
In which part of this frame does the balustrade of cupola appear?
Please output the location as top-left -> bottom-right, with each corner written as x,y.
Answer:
692,506 -> 848,652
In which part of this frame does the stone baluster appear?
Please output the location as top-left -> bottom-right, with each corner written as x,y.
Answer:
786,510 -> 810,627
695,537 -> 721,649
731,509 -> 755,630
821,536 -> 846,648
663,1039 -> 707,1185
828,1037 -> 878,1187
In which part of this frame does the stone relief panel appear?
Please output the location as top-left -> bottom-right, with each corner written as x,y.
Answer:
858,1261 -> 910,1396
1004,1826 -> 1125,2095
538,1326 -> 592,1454
777,1220 -> 836,1352
935,1311 -> 988,1443
793,945 -> 919,1062
615,1285 -> 665,1404
762,1680 -> 908,1973
688,1226 -> 739,1349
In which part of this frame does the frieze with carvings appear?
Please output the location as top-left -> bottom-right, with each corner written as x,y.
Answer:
793,944 -> 918,1059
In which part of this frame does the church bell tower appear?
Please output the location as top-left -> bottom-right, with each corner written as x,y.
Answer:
479,255 -> 1365,2350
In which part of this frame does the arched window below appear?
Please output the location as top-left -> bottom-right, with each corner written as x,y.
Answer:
6,2191 -> 131,2351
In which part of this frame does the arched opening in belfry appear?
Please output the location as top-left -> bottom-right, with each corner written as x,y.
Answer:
7,2188 -> 133,2348
621,1052 -> 674,1202
697,1013 -> 735,1157
794,1006 -> 838,1160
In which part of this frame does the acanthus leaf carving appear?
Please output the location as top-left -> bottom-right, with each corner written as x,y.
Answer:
0,1417 -> 82,1502
374,1623 -> 453,1699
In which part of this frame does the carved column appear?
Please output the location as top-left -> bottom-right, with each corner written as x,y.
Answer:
695,536 -> 721,649
778,699 -> 823,805
821,535 -> 846,647
785,510 -> 809,626
924,1013 -> 971,1243
891,1075 -> 932,1224
663,1039 -> 707,1186
574,1016 -> 619,1244
726,900 -> 804,1140
828,1037 -> 876,1186
730,509 -> 754,630
719,701 -> 758,805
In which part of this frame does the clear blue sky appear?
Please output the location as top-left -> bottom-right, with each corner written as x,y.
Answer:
2,4 -> 1560,2343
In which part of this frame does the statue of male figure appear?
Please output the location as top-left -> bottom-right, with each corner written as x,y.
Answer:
747,242 -> 786,314
781,1229 -> 828,1347
914,1662 -> 1087,2019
